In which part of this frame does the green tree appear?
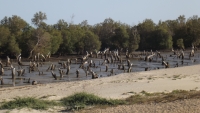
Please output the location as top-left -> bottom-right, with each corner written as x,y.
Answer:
58,25 -> 85,55
137,19 -> 155,50
0,26 -> 10,54
152,28 -> 173,49
0,26 -> 21,56
0,15 -> 27,56
74,41 -> 84,54
54,19 -> 68,30
111,26 -> 129,49
95,18 -> 119,50
81,30 -> 101,52
176,38 -> 184,49
28,28 -> 51,55
1,15 -> 27,37
28,12 -> 51,58
171,15 -> 187,48
31,11 -> 47,27
154,21 -> 173,49
128,27 -> 140,52
186,15 -> 200,47
19,24 -> 34,57
6,36 -> 21,55
49,29 -> 63,54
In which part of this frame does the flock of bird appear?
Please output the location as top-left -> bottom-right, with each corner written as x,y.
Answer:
0,46 -> 198,87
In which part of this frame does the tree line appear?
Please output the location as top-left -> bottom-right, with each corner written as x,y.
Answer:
0,12 -> 199,58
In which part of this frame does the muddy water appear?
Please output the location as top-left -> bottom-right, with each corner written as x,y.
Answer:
1,51 -> 200,87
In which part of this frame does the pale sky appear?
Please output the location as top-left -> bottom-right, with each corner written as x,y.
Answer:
0,0 -> 199,26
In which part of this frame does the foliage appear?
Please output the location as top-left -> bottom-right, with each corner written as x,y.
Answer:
137,19 -> 155,50
19,24 -> 34,57
82,30 -> 101,52
1,90 -> 200,111
186,15 -> 200,47
0,90 -> 200,110
93,18 -> 119,50
1,12 -> 200,56
0,26 -> 21,55
176,38 -> 184,49
27,28 -> 51,56
6,36 -> 21,55
111,26 -> 129,49
58,25 -> 85,55
0,97 -> 58,110
60,92 -> 125,110
0,26 -> 10,51
152,27 -> 173,49
0,15 -> 27,37
128,27 -> 140,52
31,11 -> 47,27
49,29 -> 63,54
54,19 -> 68,30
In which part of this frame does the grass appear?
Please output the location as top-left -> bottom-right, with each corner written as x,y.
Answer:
1,90 -> 200,111
138,78 -> 143,80
126,90 -> 200,104
171,74 -> 182,80
39,95 -> 56,99
147,77 -> 153,80
0,97 -> 59,110
60,92 -> 125,110
173,74 -> 181,79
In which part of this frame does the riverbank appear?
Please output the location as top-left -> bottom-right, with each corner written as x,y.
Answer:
0,64 -> 200,112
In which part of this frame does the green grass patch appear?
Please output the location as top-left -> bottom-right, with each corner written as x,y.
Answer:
1,90 -> 200,111
60,92 -> 125,110
0,97 -> 59,110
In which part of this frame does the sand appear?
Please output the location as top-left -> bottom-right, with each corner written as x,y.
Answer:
1,64 -> 200,112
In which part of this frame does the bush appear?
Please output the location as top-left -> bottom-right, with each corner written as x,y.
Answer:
60,92 -> 125,110
0,97 -> 58,110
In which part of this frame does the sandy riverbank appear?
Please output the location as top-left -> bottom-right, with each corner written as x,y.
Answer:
1,64 -> 200,112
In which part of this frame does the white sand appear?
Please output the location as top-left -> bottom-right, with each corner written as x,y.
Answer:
1,64 -> 200,112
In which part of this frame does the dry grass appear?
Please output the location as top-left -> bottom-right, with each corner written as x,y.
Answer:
125,90 -> 200,104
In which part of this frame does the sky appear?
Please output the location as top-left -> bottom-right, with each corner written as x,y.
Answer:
0,0 -> 200,26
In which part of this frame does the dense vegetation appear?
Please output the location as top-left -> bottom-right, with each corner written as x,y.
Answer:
61,92 -> 125,110
0,12 -> 199,58
1,90 -> 200,111
0,97 -> 58,110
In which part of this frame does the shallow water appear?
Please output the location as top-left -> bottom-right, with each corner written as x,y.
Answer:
0,50 -> 200,87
